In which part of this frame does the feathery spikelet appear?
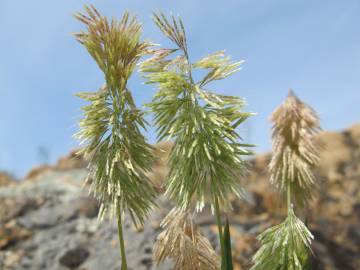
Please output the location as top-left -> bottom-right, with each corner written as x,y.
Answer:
251,90 -> 320,269
250,206 -> 313,270
140,12 -> 253,212
74,5 -> 156,227
74,5 -> 153,94
154,207 -> 220,270
269,90 -> 321,206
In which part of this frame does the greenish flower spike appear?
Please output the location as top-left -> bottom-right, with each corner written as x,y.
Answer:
73,6 -> 157,268
140,12 -> 253,212
74,5 -> 156,226
142,12 -> 253,269
250,207 -> 313,270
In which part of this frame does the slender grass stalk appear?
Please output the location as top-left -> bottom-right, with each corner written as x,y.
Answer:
140,12 -> 254,269
73,5 -> 157,268
116,203 -> 127,270
287,179 -> 291,212
223,218 -> 233,270
214,196 -> 225,267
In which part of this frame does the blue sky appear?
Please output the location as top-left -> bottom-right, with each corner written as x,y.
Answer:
1,0 -> 359,177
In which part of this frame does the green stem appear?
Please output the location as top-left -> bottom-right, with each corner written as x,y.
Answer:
287,181 -> 292,213
116,203 -> 128,270
214,196 -> 225,267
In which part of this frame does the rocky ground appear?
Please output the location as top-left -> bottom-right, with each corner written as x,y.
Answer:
0,124 -> 359,270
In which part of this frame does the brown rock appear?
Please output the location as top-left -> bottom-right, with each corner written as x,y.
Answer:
25,165 -> 52,181
56,149 -> 87,170
0,221 -> 32,250
0,172 -> 16,187
0,197 -> 43,224
3,250 -> 24,268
